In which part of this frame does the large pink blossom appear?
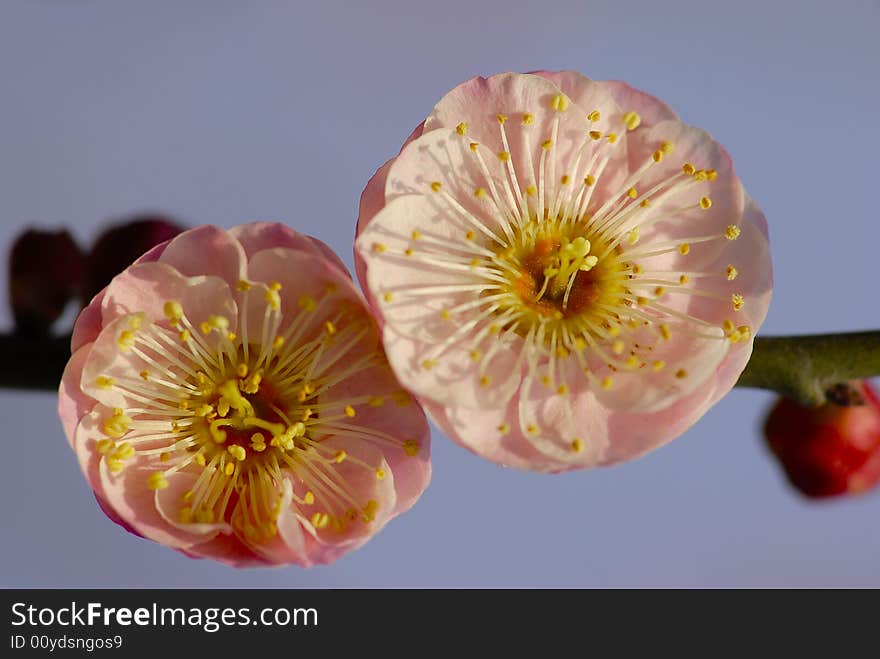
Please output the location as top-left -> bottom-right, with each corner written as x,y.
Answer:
356,71 -> 772,472
59,223 -> 431,567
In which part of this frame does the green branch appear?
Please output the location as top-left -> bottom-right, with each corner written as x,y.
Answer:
1,331 -> 880,406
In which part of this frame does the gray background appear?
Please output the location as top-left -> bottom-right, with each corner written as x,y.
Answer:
1,0 -> 878,587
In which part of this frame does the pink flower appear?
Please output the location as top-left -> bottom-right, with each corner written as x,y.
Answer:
356,71 -> 772,472
59,223 -> 431,567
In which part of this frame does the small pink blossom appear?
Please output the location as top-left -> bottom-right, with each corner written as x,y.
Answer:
356,71 -> 772,472
59,223 -> 431,567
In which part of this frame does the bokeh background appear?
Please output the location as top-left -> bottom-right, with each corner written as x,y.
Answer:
2,0 -> 879,587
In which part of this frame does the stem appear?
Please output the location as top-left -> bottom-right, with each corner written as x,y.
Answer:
0,333 -> 72,391
736,332 -> 880,406
1,330 -> 879,406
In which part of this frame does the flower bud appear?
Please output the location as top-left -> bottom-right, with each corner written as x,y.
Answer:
764,381 -> 880,498
8,228 -> 84,334
82,215 -> 184,303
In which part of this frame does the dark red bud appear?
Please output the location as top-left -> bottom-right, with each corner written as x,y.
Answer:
82,215 -> 184,303
764,381 -> 880,498
8,228 -> 84,335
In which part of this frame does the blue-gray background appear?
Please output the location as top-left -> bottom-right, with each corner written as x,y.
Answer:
2,0 -> 878,587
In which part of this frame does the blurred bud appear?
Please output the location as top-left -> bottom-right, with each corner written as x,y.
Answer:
9,228 -> 84,334
764,381 -> 880,498
82,215 -> 184,303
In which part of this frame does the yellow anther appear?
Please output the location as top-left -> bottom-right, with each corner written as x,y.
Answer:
376,468 -> 386,480
625,355 -> 640,368
440,309 -> 452,321
178,329 -> 191,343
652,360 -> 666,372
163,300 -> 183,325
606,133 -> 618,143
675,369 -> 688,379
654,286 -> 666,297
344,405 -> 356,418
301,408 -> 313,421
678,243 -> 691,255
264,288 -> 281,311
236,279 -> 252,291
227,332 -> 236,342
479,375 -> 491,387
682,163 -> 696,175
627,187 -> 638,199
465,230 -> 476,242
587,109 -> 601,122
362,499 -> 379,523
571,438 -> 584,453
194,453 -> 206,467
372,242 -> 387,254
556,346 -> 570,358
573,337 -> 587,352
473,187 -> 486,198
526,424 -> 539,435
496,113 -> 508,124
272,335 -> 284,350
430,181 -> 442,192
404,248 -> 414,257
557,384 -> 569,396
199,320 -> 212,334
652,150 -> 664,163
114,442 -> 135,460
455,122 -> 468,135
147,472 -> 169,490
700,196 -> 712,210
334,450 -> 347,463
421,359 -> 437,371
540,375 -> 552,387
584,174 -> 596,186
160,452 -> 170,463
468,349 -> 483,362
116,330 -> 135,352
227,445 -> 246,461
541,139 -> 553,150
723,319 -> 736,333
525,184 -> 537,197
612,339 -> 626,355
178,507 -> 193,524
659,324 -> 672,340
303,491 -> 315,505
726,265 -> 739,280
497,423 -> 511,435
679,274 -> 689,285
732,294 -> 745,311
497,151 -> 510,162
96,439 -> 115,454
402,439 -> 420,456
195,508 -> 215,524
660,141 -> 675,154
601,376 -> 614,391
324,320 -> 337,336
368,396 -> 385,407
736,325 -> 751,341
725,225 -> 741,240
469,142 -> 480,151
706,169 -> 718,180
521,112 -> 535,125
636,296 -> 649,306
94,376 -> 114,389
106,459 -> 125,473
195,403 -> 214,417
551,94 -> 569,112
224,462 -> 235,476
139,370 -> 150,380
102,410 -> 132,439
560,174 -> 571,186
622,110 -> 642,130
631,263 -> 644,275
298,293 -> 317,311
588,130 -> 602,141
310,512 -> 329,529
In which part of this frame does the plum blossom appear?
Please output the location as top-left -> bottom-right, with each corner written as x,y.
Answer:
356,71 -> 772,472
59,223 -> 431,566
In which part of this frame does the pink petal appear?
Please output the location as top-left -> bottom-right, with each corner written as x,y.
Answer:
157,225 -> 247,289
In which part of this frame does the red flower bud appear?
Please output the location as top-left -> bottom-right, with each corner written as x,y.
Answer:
82,215 -> 184,303
764,381 -> 880,498
8,228 -> 84,334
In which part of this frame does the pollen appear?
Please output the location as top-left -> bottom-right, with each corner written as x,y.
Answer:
522,113 -> 535,125
455,122 -> 468,135
116,330 -> 135,352
551,94 -> 570,112
725,225 -> 741,240
726,265 -> 739,281
571,438 -> 584,453
700,196 -> 712,209
587,109 -> 600,122
732,294 -> 745,311
622,111 -> 642,130
430,181 -> 443,192
402,439 -> 421,456
344,405 -> 356,417
146,472 -> 169,490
